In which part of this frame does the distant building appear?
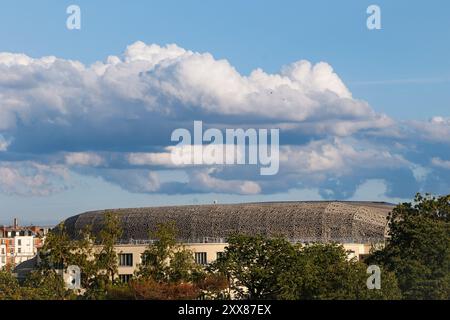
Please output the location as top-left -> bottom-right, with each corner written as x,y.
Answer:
61,201 -> 394,282
0,219 -> 50,270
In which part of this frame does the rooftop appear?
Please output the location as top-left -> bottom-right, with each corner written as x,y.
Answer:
62,201 -> 394,244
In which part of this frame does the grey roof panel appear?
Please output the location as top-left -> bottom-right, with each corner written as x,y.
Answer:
62,201 -> 393,243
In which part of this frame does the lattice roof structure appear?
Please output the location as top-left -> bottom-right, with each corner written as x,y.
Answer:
62,201 -> 394,244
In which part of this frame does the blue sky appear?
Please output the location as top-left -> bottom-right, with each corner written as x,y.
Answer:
0,0 -> 449,224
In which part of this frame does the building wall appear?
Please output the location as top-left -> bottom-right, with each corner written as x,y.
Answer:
113,242 -> 372,278
0,243 -> 6,269
0,235 -> 40,268
114,243 -> 228,277
13,236 -> 36,265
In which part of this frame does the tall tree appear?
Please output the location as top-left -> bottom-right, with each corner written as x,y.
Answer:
37,223 -> 99,296
38,224 -> 75,270
70,226 -> 99,290
209,235 -> 296,300
368,193 -> 450,299
137,222 -> 201,283
96,212 -> 123,283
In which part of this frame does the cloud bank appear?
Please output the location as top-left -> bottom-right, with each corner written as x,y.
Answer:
0,42 -> 449,199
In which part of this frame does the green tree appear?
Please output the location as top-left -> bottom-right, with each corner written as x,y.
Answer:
209,235 -> 296,300
36,223 -> 100,298
96,212 -> 123,283
278,243 -> 401,300
38,224 -> 75,270
137,222 -> 202,283
70,226 -> 99,290
22,269 -> 71,300
368,193 -> 450,299
0,268 -> 22,300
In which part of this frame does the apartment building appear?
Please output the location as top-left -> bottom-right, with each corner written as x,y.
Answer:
0,219 -> 49,269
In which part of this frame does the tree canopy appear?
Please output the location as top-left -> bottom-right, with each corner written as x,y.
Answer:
2,193 -> 449,300
368,193 -> 450,299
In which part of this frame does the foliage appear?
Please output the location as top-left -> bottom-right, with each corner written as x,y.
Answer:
5,193 -> 448,301
105,274 -> 229,300
70,226 -> 99,289
368,193 -> 450,299
196,273 -> 230,300
278,243 -> 401,300
80,274 -> 111,300
210,236 -> 401,300
38,224 -> 74,270
96,211 -> 123,283
209,235 -> 296,299
132,280 -> 200,300
0,268 -> 74,300
0,268 -> 22,300
137,222 -> 202,283
22,269 -> 72,300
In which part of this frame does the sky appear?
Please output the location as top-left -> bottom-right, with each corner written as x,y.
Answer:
0,0 -> 449,225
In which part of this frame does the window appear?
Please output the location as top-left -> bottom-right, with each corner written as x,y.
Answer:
119,274 -> 133,283
18,248 -> 21,254
1,248 -> 4,255
118,253 -> 133,267
195,252 -> 208,265
18,239 -> 22,246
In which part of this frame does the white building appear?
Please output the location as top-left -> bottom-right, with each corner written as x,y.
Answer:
13,236 -> 36,265
0,242 -> 7,269
0,219 -> 46,270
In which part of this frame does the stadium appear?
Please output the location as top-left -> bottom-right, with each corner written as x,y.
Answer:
61,201 -> 394,280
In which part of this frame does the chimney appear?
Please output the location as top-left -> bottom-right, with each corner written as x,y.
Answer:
13,218 -> 18,229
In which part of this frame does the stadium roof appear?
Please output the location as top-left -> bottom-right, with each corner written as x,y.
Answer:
62,201 -> 394,244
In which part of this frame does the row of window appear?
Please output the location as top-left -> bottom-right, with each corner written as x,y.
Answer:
113,252 -> 225,284
0,239 -> 32,245
0,256 -> 32,265
117,251 -> 224,267
0,247 -> 31,254
0,242 -> 32,248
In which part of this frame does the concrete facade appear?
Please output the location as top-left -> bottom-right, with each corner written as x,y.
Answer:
113,242 -> 372,279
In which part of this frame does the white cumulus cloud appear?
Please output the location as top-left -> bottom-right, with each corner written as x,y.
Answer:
0,42 -> 447,198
